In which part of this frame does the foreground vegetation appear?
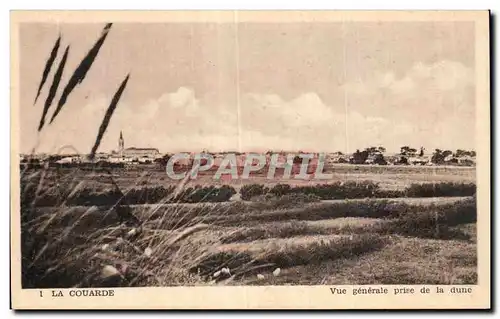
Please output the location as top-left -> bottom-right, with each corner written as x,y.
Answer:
240,181 -> 476,200
21,188 -> 477,287
21,172 -> 476,206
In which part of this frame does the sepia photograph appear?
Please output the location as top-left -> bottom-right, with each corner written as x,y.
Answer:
10,10 -> 490,309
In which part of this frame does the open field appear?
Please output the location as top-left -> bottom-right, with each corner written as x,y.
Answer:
21,163 -> 476,192
20,166 -> 477,288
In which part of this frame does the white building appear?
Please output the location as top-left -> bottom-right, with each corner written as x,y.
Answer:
116,131 -> 161,160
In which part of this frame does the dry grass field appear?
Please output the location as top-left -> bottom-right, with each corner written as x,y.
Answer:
20,164 -> 477,288
31,163 -> 476,192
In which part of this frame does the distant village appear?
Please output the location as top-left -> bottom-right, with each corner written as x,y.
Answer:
20,131 -> 476,168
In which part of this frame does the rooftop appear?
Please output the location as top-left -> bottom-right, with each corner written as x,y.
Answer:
125,147 -> 159,151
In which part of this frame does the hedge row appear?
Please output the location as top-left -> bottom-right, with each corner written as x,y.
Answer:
206,196 -> 477,227
239,181 -> 379,200
21,181 -> 476,207
240,181 -> 476,201
378,195 -> 477,239
22,185 -> 237,207
404,182 -> 476,198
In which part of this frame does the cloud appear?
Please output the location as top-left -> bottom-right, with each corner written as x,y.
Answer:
160,87 -> 200,116
237,60 -> 475,152
27,87 -> 238,154
24,60 -> 475,154
239,92 -> 394,152
343,60 -> 473,95
335,60 -> 475,150
241,92 -> 337,128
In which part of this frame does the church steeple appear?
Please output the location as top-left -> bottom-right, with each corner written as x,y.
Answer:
119,131 -> 124,155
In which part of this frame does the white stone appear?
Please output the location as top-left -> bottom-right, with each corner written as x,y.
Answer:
273,268 -> 281,277
101,265 -> 120,279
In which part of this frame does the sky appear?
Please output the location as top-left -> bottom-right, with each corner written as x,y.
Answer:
18,21 -> 476,154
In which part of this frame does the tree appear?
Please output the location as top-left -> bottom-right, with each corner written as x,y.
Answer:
364,146 -> 385,156
155,154 -> 171,166
455,149 -> 471,157
432,149 -> 442,164
419,147 -> 425,157
363,146 -> 386,165
373,153 -> 387,165
398,146 -> 417,165
400,146 -> 417,157
365,146 -> 377,155
350,149 -> 369,164
442,150 -> 453,158
432,149 -> 453,164
398,156 -> 409,165
455,149 -> 475,157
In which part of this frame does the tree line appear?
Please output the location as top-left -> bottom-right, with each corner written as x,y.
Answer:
349,146 -> 476,165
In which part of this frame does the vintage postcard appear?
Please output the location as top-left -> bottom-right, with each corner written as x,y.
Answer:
10,10 -> 490,310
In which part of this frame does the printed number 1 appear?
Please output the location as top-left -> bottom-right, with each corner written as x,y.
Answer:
39,290 -> 43,297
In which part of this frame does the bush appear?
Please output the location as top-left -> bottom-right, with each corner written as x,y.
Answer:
377,197 -> 476,239
64,186 -> 173,206
241,181 -> 380,201
207,200 -> 414,226
374,189 -> 406,198
269,184 -> 292,196
265,193 -> 321,209
221,220 -> 326,244
196,234 -> 389,275
23,184 -> 237,207
124,186 -> 173,204
208,196 -> 478,228
405,182 -> 476,198
332,181 -> 379,199
239,182 -> 477,201
261,235 -> 388,268
240,184 -> 269,200
286,181 -> 380,200
174,185 -> 236,203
